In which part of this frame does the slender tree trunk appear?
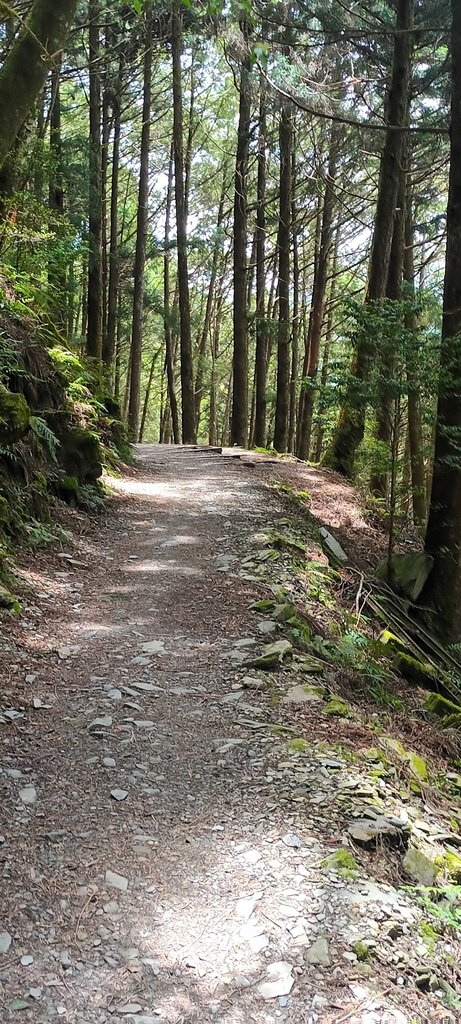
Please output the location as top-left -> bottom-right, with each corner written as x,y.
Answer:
370,158 -> 407,496
253,82 -> 267,449
48,65 -> 66,327
172,0 -> 196,443
314,225 -> 339,461
101,58 -> 111,344
404,187 -> 427,532
297,193 -> 322,453
273,106 -> 292,453
194,172 -> 227,434
86,0 -> 103,358
330,0 -> 413,476
139,346 -> 161,442
297,134 -> 338,459
104,60 -> 122,368
230,24 -> 251,447
288,146 -> 299,454
127,5 -> 153,439
163,144 -> 180,444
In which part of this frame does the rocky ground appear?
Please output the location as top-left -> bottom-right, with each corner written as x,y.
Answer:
1,445 -> 460,1024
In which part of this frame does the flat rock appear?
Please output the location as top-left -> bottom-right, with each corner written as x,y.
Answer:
403,847 -> 437,886
90,716 -> 112,729
258,960 -> 294,999
58,645 -> 81,659
105,870 -> 129,892
0,931 -> 12,953
283,684 -> 323,705
140,641 -> 165,654
19,785 -> 37,806
305,936 -> 331,967
282,833 -> 302,848
110,789 -> 128,801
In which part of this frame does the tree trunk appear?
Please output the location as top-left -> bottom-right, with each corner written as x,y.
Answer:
86,0 -> 103,359
273,106 -> 292,453
297,133 -> 338,459
0,0 -> 78,173
194,171 -> 227,434
423,0 -> 461,641
288,149 -> 300,454
104,59 -> 122,368
314,224 -> 339,461
404,189 -> 427,532
139,346 -> 161,442
330,0 -> 413,476
127,4 -> 153,440
172,0 -> 196,443
253,82 -> 267,449
230,24 -> 251,447
48,65 -> 66,327
297,192 -> 322,454
163,144 -> 180,444
370,157 -> 407,497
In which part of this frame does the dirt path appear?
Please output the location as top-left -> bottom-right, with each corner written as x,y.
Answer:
0,446 -> 455,1024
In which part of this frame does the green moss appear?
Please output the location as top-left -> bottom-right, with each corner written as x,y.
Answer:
325,697 -> 350,718
353,940 -> 373,962
321,849 -> 359,878
443,852 -> 461,882
287,737 -> 309,753
0,385 -> 30,443
408,752 -> 428,782
393,652 -> 438,689
250,599 -> 276,612
426,693 -> 461,719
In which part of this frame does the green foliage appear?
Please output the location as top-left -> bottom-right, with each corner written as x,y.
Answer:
29,416 -> 60,461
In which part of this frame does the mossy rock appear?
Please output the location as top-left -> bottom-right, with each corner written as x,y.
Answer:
443,851 -> 461,882
321,849 -> 359,878
0,385 -> 30,444
353,940 -> 374,962
0,583 -> 20,611
426,693 -> 461,725
393,652 -> 439,690
55,423 -> 102,484
403,846 -> 437,886
250,599 -> 276,613
325,696 -> 350,717
376,552 -> 434,601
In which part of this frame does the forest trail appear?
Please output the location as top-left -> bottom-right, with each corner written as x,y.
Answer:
0,447 -> 448,1024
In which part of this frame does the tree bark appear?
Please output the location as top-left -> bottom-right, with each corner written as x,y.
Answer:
104,58 -> 123,368
273,106 -> 293,453
86,0 -> 103,359
404,185 -> 427,532
230,24 -> 251,447
0,0 -> 78,173
288,144 -> 300,454
127,4 -> 153,440
194,171 -> 227,435
330,0 -> 413,476
423,0 -> 461,641
297,133 -> 338,460
172,0 -> 196,443
163,144 -> 180,444
253,81 -> 267,449
48,65 -> 66,328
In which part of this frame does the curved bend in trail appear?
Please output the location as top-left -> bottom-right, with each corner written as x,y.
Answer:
0,446 -> 412,1024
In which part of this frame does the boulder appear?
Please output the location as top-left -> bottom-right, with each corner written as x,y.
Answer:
0,385 -> 30,444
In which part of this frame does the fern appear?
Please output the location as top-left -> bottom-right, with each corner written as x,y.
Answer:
29,416 -> 60,462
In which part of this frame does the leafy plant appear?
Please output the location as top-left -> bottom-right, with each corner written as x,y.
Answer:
29,416 -> 60,461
